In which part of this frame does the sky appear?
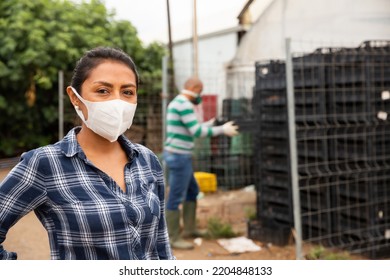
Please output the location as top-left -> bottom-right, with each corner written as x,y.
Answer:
103,0 -> 248,44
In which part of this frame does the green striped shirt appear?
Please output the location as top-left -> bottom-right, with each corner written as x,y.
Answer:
164,95 -> 224,154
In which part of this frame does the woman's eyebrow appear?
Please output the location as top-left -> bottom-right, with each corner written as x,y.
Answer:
93,81 -> 113,87
121,83 -> 137,88
93,81 -> 136,88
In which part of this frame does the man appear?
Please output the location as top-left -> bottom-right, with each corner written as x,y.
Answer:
163,76 -> 239,249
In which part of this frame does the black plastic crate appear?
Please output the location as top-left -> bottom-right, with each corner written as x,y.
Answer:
259,108 -> 288,122
254,89 -> 286,104
296,126 -> 328,141
256,56 -> 328,90
334,228 -> 390,259
256,88 -> 326,107
365,61 -> 390,84
260,138 -> 289,156
247,219 -> 291,246
292,59 -> 327,89
302,224 -> 331,242
331,192 -> 389,241
210,155 -> 250,190
358,40 -> 390,54
258,200 -> 293,224
328,138 -> 369,161
325,44 -> 390,88
260,103 -> 327,125
334,207 -> 377,231
255,60 -> 286,91
298,157 -> 332,176
301,212 -> 333,240
297,138 -> 329,160
259,122 -> 288,138
230,118 -> 258,133
327,159 -> 372,174
299,177 -> 334,211
222,98 -> 252,119
327,107 -> 370,124
372,101 -> 390,122
327,125 -> 374,162
256,170 -> 291,190
326,62 -> 366,86
260,155 -> 290,173
333,171 -> 390,199
365,238 -> 390,259
330,230 -> 373,251
259,186 -> 292,205
333,173 -> 371,201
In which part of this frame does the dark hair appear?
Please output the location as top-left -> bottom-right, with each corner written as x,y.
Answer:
70,47 -> 139,94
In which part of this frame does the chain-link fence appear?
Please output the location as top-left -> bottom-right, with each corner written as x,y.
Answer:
123,76 -> 164,156
249,39 -> 390,259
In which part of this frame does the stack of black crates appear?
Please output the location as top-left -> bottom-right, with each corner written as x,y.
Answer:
210,98 -> 256,189
248,41 -> 390,259
192,97 -> 257,190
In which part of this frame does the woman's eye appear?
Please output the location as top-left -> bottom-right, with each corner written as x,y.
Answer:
97,88 -> 109,94
123,90 -> 135,96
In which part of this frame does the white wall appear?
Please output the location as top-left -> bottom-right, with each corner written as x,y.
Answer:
173,28 -> 240,115
232,0 -> 390,65
226,0 -> 390,102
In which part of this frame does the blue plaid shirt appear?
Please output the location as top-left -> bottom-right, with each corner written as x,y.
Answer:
0,127 -> 174,260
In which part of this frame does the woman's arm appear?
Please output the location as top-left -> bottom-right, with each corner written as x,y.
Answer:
149,153 -> 175,260
0,151 -> 47,260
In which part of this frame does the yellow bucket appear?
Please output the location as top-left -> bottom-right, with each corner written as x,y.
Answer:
194,172 -> 217,193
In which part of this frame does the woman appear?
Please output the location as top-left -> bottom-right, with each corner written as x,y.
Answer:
0,47 -> 175,260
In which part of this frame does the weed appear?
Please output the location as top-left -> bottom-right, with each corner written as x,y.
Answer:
205,217 -> 238,239
305,245 -> 351,260
244,206 -> 257,221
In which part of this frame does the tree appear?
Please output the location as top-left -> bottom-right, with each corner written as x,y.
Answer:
0,0 -> 166,157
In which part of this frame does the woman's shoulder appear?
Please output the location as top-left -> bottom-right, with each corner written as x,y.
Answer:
20,142 -> 62,162
130,142 -> 156,157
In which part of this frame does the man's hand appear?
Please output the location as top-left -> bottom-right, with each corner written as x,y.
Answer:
222,121 -> 239,137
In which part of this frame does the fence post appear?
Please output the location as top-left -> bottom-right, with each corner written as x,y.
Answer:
162,56 -> 169,177
58,70 -> 64,140
285,38 -> 303,260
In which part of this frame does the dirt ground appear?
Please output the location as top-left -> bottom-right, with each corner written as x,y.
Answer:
0,167 -> 367,260
2,211 -> 301,260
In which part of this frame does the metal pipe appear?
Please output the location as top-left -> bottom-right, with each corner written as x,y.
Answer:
166,0 -> 175,99
162,56 -> 169,177
192,0 -> 199,77
285,37 -> 303,260
58,70 -> 64,140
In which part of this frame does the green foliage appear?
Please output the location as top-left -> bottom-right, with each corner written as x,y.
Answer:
0,95 -> 6,109
205,217 -> 238,239
244,206 -> 257,221
0,0 -> 166,157
305,245 -> 351,260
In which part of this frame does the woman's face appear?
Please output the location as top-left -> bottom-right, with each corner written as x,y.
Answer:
68,60 -> 137,120
80,60 -> 137,104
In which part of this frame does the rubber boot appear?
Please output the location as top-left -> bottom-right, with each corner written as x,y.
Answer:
166,209 -> 194,250
182,201 -> 207,238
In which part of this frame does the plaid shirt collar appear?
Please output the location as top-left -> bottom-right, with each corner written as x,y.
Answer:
60,127 -> 140,161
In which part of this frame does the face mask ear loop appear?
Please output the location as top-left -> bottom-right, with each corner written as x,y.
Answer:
182,89 -> 200,98
70,87 -> 86,105
70,87 -> 89,123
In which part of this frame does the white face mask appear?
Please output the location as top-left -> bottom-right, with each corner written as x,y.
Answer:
71,87 -> 137,142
